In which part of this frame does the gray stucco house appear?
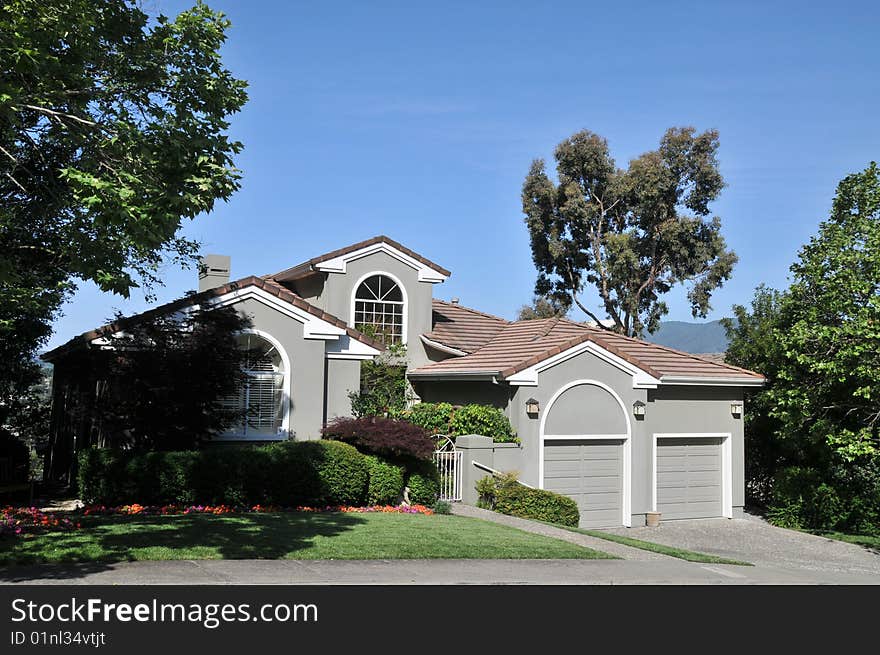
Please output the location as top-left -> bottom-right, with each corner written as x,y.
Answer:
44,235 -> 764,528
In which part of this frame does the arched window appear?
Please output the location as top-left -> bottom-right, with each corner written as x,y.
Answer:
353,273 -> 406,345
221,333 -> 286,438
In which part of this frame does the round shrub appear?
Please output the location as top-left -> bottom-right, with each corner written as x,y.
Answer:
322,416 -> 435,460
364,455 -> 405,505
449,404 -> 516,443
405,460 -> 440,505
406,402 -> 455,435
311,440 -> 369,505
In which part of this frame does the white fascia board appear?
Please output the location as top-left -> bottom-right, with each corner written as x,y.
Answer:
206,287 -> 346,341
420,334 -> 467,357
659,375 -> 765,387
505,340 -> 661,389
325,334 -> 382,360
315,242 -> 448,283
407,371 -> 499,382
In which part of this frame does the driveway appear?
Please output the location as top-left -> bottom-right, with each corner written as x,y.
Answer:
605,512 -> 880,579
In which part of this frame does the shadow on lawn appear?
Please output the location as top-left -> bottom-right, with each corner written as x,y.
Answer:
0,512 -> 366,580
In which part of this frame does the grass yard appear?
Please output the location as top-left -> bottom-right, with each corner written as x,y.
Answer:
0,512 -> 614,565
556,525 -> 752,566
816,531 -> 880,551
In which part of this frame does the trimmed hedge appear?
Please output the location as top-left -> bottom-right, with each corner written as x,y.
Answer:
364,455 -> 405,505
77,440 -> 369,507
405,460 -> 441,505
477,474 -> 579,527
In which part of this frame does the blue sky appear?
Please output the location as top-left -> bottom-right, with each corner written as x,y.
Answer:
45,0 -> 879,349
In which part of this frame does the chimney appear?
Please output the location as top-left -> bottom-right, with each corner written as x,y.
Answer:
451,297 -> 460,304
199,254 -> 231,292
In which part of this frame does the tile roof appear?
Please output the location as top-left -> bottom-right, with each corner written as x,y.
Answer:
423,299 -> 509,354
42,276 -> 385,362
412,317 -> 763,383
268,235 -> 452,282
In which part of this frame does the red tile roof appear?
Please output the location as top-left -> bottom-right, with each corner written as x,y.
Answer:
412,317 -> 763,383
42,276 -> 385,362
424,299 -> 509,354
268,235 -> 451,282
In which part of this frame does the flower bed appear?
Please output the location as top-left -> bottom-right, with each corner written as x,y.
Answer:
1,506 -> 81,537
80,503 -> 435,517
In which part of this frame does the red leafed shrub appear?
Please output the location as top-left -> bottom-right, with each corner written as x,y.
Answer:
322,417 -> 434,461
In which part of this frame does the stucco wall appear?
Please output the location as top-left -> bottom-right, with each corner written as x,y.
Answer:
411,380 -> 512,410
325,358 -> 360,424
645,385 -> 745,513
288,250 -> 438,371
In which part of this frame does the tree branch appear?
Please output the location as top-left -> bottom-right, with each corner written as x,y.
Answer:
17,104 -> 98,126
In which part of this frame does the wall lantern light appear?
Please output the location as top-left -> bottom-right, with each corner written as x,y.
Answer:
731,401 -> 744,417
633,400 -> 646,417
525,398 -> 540,416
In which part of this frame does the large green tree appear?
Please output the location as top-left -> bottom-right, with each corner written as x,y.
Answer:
0,0 -> 248,405
522,127 -> 737,336
725,163 -> 880,531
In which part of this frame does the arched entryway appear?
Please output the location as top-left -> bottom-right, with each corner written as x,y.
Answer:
539,380 -> 631,528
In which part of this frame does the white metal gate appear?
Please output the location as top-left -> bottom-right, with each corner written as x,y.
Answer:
433,437 -> 462,502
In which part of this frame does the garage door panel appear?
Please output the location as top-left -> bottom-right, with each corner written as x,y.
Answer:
544,445 -> 583,460
543,439 -> 623,529
544,460 -> 581,476
656,437 -> 723,520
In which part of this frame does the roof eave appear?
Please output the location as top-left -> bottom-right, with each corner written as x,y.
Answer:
407,370 -> 501,382
659,375 -> 766,387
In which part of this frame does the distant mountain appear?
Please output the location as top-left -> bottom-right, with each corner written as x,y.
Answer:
644,320 -> 730,354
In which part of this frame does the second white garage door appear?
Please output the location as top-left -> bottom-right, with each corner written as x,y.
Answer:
543,439 -> 624,528
656,437 -> 723,520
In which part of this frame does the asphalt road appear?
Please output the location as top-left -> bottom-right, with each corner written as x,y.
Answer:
2,556 -> 879,585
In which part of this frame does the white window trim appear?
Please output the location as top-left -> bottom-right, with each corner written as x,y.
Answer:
214,329 -> 291,442
538,379 -> 632,527
651,432 -> 733,518
349,270 -> 408,346
316,242 -> 448,283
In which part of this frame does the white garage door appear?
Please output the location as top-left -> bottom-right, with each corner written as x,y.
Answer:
656,437 -> 723,520
543,439 -> 623,528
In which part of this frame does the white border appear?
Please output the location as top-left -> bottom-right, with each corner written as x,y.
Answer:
207,286 -> 346,341
420,334 -> 467,357
214,328 -> 291,442
651,432 -> 732,519
506,340 -> 660,389
538,379 -> 632,527
316,242 -> 448,283
349,270 -> 409,346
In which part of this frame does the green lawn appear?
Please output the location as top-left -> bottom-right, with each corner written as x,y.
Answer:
556,525 -> 752,566
0,512 -> 614,565
817,531 -> 880,551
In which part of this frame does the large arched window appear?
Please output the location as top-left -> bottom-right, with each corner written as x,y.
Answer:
353,273 -> 406,345
220,333 -> 286,438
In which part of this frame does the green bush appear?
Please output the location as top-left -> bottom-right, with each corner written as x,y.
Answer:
406,402 -> 455,435
449,404 -> 517,443
432,500 -> 452,515
405,460 -> 440,505
364,455 -> 405,505
476,473 -> 579,527
76,440 -> 369,507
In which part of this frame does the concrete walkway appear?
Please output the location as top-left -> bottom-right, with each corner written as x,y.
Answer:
451,504 -> 669,561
